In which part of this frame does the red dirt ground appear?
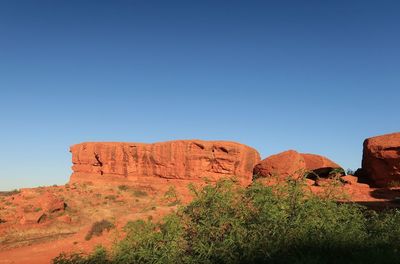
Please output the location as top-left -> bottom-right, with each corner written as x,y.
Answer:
1,177 -> 399,264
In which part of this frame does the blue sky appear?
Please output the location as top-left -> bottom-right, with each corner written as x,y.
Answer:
0,0 -> 399,190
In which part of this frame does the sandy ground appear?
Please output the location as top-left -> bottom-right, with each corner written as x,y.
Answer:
1,179 -> 399,264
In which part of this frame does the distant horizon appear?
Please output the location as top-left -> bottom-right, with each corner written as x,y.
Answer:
1,1 -> 399,190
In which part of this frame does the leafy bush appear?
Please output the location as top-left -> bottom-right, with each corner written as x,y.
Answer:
54,178 -> 400,264
53,246 -> 110,264
85,220 -> 115,241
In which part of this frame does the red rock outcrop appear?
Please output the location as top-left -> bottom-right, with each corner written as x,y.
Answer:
302,153 -> 343,177
362,132 -> 400,187
70,140 -> 261,185
253,150 -> 343,179
41,193 -> 66,213
20,212 -> 46,225
341,175 -> 359,185
253,150 -> 306,178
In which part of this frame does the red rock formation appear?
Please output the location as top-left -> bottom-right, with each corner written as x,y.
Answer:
253,150 -> 306,179
341,175 -> 359,185
70,140 -> 260,185
253,150 -> 343,179
302,153 -> 343,177
20,212 -> 46,225
41,193 -> 66,213
362,132 -> 400,187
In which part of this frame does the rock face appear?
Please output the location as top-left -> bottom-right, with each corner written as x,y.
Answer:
70,140 -> 261,185
253,150 -> 343,179
362,132 -> 400,187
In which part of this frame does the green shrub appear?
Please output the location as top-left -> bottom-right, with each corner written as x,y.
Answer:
118,185 -> 130,191
132,189 -> 147,197
54,178 -> 400,264
105,195 -> 117,201
85,220 -> 115,241
53,246 -> 110,264
164,186 -> 181,206
112,215 -> 186,264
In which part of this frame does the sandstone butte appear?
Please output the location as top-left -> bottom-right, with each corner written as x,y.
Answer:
253,150 -> 343,179
70,140 -> 261,186
362,132 -> 400,187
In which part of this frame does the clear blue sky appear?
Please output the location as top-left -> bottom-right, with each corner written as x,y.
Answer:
1,0 -> 399,190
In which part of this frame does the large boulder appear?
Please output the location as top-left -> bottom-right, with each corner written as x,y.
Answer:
253,150 -> 306,178
41,193 -> 66,213
362,132 -> 400,187
253,150 -> 343,180
20,212 -> 46,225
70,140 -> 260,185
302,153 -> 343,178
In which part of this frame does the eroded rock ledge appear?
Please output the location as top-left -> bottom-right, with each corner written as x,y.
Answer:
70,140 -> 261,185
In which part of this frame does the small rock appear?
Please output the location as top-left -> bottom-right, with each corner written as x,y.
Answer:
354,183 -> 370,189
58,215 -> 72,223
20,212 -> 46,225
341,175 -> 358,185
305,179 -> 315,186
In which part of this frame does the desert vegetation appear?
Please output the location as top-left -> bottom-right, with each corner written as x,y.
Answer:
0,190 -> 21,197
53,177 -> 400,264
85,220 -> 115,241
